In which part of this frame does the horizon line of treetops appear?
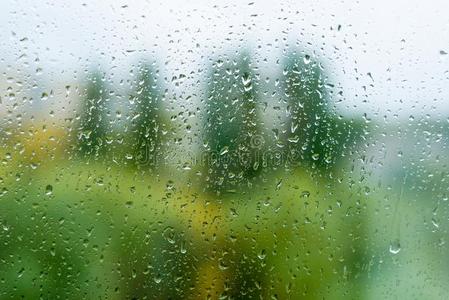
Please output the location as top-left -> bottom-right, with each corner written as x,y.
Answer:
73,49 -> 366,192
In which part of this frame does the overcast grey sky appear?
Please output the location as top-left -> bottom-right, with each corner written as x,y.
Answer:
1,0 -> 448,120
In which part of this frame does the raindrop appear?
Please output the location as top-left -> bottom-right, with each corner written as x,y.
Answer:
303,54 -> 311,64
45,184 -> 53,195
389,240 -> 401,254
300,191 -> 310,198
153,274 -> 162,284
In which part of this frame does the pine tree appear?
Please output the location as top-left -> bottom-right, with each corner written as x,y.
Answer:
130,63 -> 163,169
283,51 -> 365,171
203,52 -> 262,192
77,71 -> 109,158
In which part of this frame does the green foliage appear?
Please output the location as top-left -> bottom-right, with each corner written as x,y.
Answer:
76,71 -> 109,158
0,159 -> 364,299
130,63 -> 164,169
283,52 -> 365,171
203,52 -> 263,192
0,52 -> 441,299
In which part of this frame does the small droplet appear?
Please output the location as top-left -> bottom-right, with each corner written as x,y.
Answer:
41,92 -> 48,101
431,218 -> 439,229
180,241 -> 187,254
389,240 -> 401,254
220,147 -> 229,155
300,191 -> 310,198
45,184 -> 53,195
303,54 -> 311,64
17,268 -> 25,278
153,274 -> 162,284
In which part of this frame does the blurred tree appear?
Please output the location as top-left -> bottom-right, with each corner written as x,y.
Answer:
283,50 -> 369,299
129,62 -> 164,169
283,51 -> 365,171
203,52 -> 263,193
76,71 -> 109,158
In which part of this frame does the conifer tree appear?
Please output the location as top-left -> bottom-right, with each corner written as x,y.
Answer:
203,52 -> 263,192
283,52 -> 365,170
130,63 -> 163,169
77,71 -> 109,157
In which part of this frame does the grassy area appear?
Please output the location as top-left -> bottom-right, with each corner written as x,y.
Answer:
0,155 -> 367,299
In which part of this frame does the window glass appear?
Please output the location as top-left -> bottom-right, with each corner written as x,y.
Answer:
0,1 -> 448,298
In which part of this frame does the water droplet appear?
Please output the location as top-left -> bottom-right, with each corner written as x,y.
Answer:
389,240 -> 401,254
303,54 -> 311,64
431,218 -> 439,229
153,274 -> 162,284
45,184 -> 53,195
163,226 -> 176,244
17,268 -> 25,278
258,249 -> 266,260
300,191 -> 310,198
41,92 -> 48,101
220,147 -> 229,155
180,241 -> 187,254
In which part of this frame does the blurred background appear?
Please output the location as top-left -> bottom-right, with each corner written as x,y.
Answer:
0,0 -> 448,299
